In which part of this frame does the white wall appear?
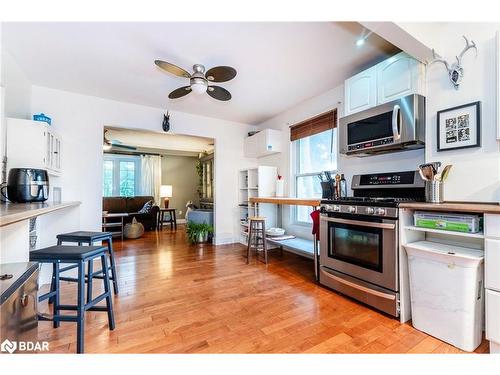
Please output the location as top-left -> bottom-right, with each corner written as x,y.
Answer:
30,86 -> 256,244
257,85 -> 424,237
420,23 -> 500,202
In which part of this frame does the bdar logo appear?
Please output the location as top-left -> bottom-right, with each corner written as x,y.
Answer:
1,339 -> 17,354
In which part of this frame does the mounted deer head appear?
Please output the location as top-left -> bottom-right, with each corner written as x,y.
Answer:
162,111 -> 170,132
430,35 -> 477,89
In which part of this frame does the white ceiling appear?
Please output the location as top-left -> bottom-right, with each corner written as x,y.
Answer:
2,22 -> 398,124
105,127 -> 214,155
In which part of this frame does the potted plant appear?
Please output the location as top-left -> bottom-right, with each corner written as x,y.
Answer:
186,222 -> 214,244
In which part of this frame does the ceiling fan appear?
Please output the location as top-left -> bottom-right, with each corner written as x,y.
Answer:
103,130 -> 137,151
154,60 -> 236,101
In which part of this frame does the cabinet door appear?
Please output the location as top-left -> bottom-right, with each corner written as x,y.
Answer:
486,239 -> 500,291
344,66 -> 377,116
486,289 -> 500,344
6,118 -> 47,170
377,52 -> 421,104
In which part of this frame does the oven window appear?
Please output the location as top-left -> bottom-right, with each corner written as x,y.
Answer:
347,111 -> 393,145
329,223 -> 383,272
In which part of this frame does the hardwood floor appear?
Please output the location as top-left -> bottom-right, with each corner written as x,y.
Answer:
37,227 -> 489,353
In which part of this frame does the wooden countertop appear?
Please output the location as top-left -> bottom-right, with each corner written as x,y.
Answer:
399,201 -> 500,214
249,197 -> 321,207
0,201 -> 81,227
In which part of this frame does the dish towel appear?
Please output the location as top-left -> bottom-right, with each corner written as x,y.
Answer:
310,209 -> 320,240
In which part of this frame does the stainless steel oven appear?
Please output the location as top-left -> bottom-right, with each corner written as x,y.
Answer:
320,214 -> 398,291
318,170 -> 425,317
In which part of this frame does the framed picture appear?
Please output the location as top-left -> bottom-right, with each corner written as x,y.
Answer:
437,101 -> 481,152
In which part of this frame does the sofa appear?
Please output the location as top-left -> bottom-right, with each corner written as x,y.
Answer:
103,196 -> 159,231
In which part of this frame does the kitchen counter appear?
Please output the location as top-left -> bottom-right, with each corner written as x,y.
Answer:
0,201 -> 81,227
249,197 -> 321,206
399,201 -> 500,214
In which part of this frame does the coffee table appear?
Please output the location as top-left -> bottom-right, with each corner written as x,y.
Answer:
102,212 -> 129,241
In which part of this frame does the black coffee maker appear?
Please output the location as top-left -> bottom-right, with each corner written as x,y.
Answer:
2,168 -> 49,203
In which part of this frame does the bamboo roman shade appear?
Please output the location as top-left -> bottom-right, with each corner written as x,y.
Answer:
289,109 -> 337,141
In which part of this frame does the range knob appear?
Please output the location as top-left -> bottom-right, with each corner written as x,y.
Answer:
333,205 -> 341,212
365,207 -> 375,215
323,204 -> 333,212
375,208 -> 386,216
348,206 -> 357,213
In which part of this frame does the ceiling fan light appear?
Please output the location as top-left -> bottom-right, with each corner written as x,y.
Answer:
190,77 -> 208,95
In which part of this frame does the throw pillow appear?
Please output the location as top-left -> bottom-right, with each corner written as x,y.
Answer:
138,200 -> 154,213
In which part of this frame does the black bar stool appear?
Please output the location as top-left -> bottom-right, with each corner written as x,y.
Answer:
246,217 -> 268,264
52,231 -> 119,303
30,245 -> 115,354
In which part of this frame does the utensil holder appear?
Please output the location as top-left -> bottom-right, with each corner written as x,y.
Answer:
425,181 -> 443,203
321,181 -> 335,199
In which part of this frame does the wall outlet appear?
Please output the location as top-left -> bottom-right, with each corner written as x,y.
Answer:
178,210 -> 182,215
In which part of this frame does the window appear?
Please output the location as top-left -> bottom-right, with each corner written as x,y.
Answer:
102,155 -> 140,197
294,128 -> 337,223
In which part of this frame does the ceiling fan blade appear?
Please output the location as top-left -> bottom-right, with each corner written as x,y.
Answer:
205,66 -> 237,82
155,60 -> 191,78
207,86 -> 232,101
168,86 -> 192,99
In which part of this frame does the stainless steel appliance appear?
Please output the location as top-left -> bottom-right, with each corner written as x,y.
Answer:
339,94 -> 425,156
3,168 -> 49,203
1,262 -> 39,350
319,170 -> 425,317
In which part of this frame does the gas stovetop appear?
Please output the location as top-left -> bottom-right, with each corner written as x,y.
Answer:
320,170 -> 425,218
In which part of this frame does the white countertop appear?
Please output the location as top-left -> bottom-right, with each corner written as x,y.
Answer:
0,201 -> 81,227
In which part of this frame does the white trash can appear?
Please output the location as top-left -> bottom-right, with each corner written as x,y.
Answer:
404,240 -> 484,352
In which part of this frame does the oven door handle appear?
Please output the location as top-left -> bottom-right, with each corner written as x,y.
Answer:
320,269 -> 396,301
320,216 -> 396,230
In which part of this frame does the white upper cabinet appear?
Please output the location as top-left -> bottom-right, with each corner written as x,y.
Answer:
344,66 -> 377,116
244,129 -> 282,158
377,52 -> 424,105
6,118 -> 62,176
344,52 -> 425,115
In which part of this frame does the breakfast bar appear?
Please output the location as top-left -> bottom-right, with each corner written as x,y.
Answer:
249,197 -> 321,280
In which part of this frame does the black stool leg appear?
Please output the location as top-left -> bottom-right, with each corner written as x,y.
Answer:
76,260 -> 85,354
101,254 -> 115,331
106,237 -> 119,295
48,240 -> 63,305
53,262 -> 60,328
87,260 -> 93,303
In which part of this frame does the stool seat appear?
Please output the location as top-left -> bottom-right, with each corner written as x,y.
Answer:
56,231 -> 113,242
30,245 -> 107,261
249,216 -> 266,221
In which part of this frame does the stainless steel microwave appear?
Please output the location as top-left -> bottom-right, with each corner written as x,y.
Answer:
339,94 -> 425,156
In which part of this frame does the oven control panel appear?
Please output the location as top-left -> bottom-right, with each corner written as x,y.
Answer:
321,204 -> 398,219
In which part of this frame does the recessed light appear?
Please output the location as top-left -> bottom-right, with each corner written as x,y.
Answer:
356,38 -> 365,47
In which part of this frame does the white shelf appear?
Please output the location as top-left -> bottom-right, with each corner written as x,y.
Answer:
248,187 -> 258,190
403,225 -> 484,239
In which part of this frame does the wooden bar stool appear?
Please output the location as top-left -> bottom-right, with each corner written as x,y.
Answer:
30,245 -> 115,354
246,217 -> 268,264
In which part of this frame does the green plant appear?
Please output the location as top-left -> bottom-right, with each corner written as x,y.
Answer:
186,222 -> 214,243
195,160 -> 204,198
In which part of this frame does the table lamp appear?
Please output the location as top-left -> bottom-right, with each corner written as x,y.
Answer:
160,185 -> 173,208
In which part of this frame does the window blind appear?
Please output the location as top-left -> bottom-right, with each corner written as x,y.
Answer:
289,109 -> 337,141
